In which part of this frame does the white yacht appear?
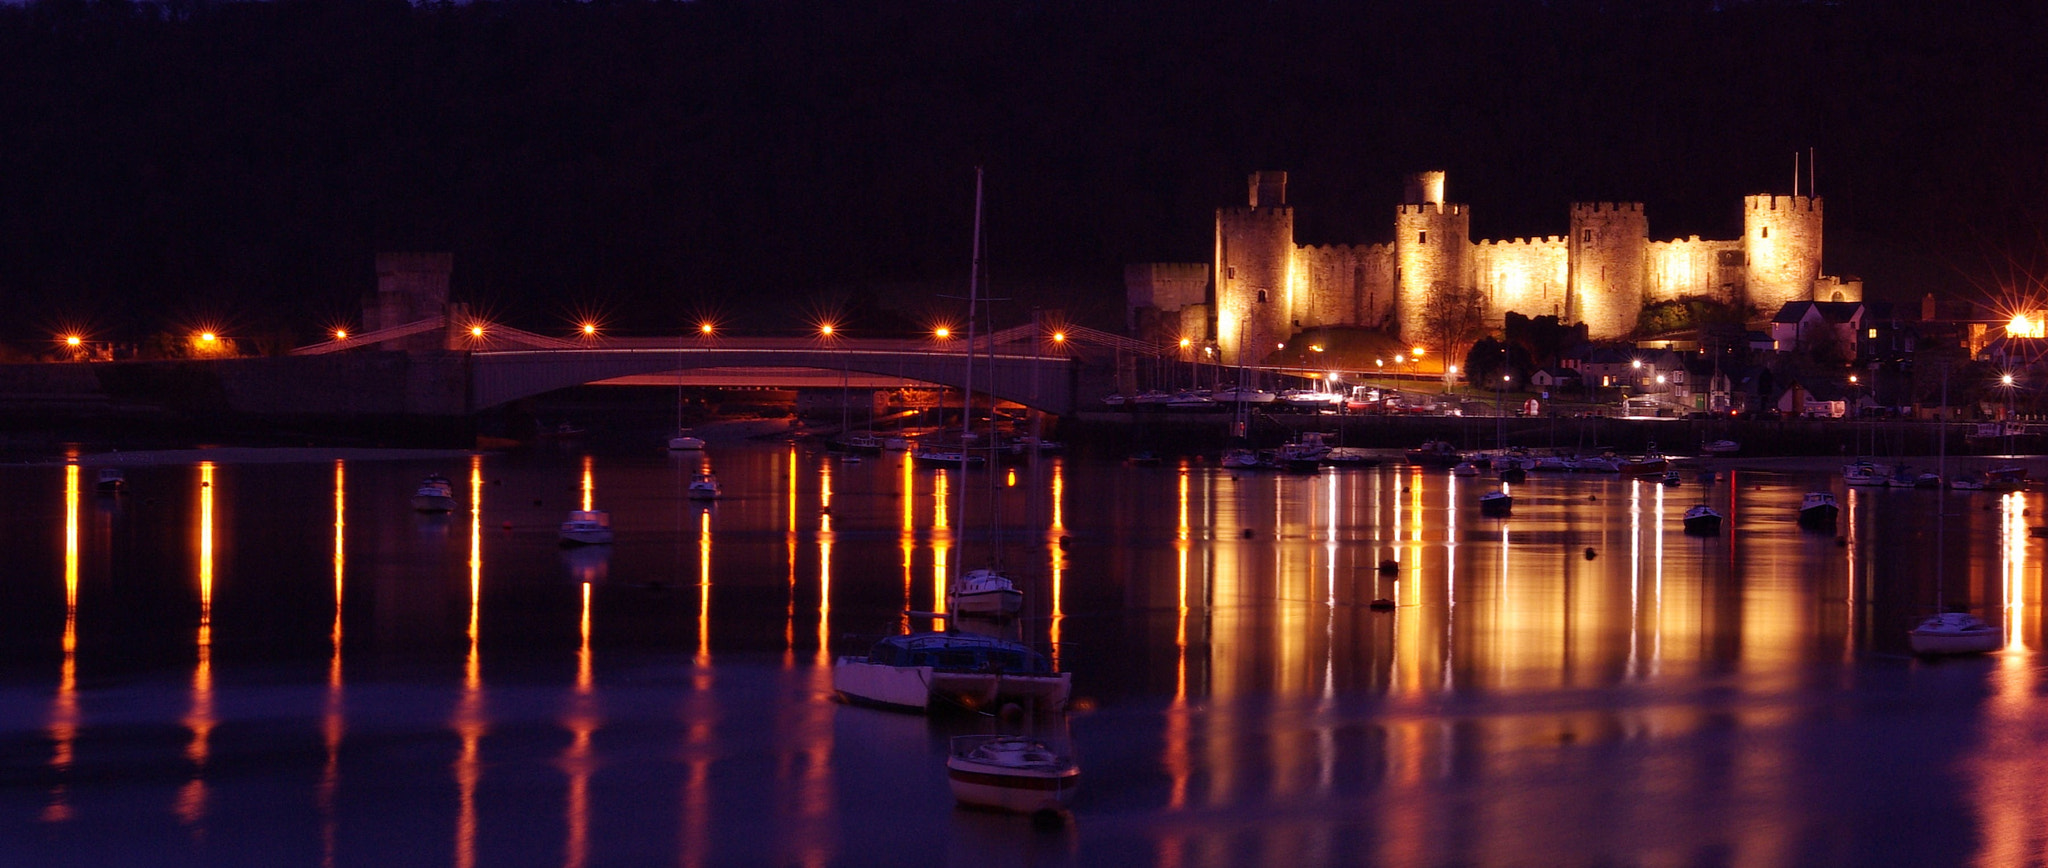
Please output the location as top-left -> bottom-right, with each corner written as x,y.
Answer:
557,509 -> 614,546
832,631 -> 1070,714
947,735 -> 1079,815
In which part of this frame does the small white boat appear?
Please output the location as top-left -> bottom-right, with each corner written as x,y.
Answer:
832,631 -> 1070,714
947,735 -> 1079,815
667,432 -> 705,451
95,467 -> 126,493
1478,489 -> 1512,516
687,472 -> 721,500
1950,473 -> 1987,491
1682,504 -> 1722,535
1451,462 -> 1481,477
1909,612 -> 2003,656
1220,448 -> 1264,470
1798,491 -> 1840,530
1701,439 -> 1740,455
558,509 -> 614,546
949,567 -> 1023,618
410,474 -> 456,513
1843,461 -> 1887,487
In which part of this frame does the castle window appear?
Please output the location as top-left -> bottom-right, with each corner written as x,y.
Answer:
1419,231 -> 1428,244
1227,266 -> 1236,279
1761,226 -> 1769,239
1256,290 -> 1268,304
1582,229 -> 1592,243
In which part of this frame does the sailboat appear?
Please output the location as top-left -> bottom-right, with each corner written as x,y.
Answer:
944,168 -> 1023,620
1908,369 -> 2002,655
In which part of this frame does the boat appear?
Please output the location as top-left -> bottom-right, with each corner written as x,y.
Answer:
1842,460 -> 1887,487
557,509 -> 614,546
1682,504 -> 1723,535
948,567 -> 1023,618
1451,461 -> 1480,478
1617,451 -> 1668,476
1909,371 -> 2002,656
1403,440 -> 1463,467
1322,447 -> 1381,467
1127,451 -> 1164,466
831,631 -> 1071,714
95,467 -> 126,493
667,432 -> 706,451
1220,447 -> 1265,470
1950,472 -> 1987,491
1909,612 -> 2004,656
1275,431 -> 1331,471
913,445 -> 986,467
1986,465 -> 2031,491
1797,491 -> 1839,531
1701,439 -> 1740,456
687,471 -> 721,500
1660,470 -> 1682,486
410,474 -> 456,513
946,735 -> 1079,815
1478,489 -> 1512,516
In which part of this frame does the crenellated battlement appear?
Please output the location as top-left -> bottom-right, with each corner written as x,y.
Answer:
1745,195 -> 1821,212
1218,206 -> 1294,222
1479,236 -> 1566,247
1570,202 -> 1643,215
1397,202 -> 1463,216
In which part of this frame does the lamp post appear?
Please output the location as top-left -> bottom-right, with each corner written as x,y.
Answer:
2001,372 -> 2018,455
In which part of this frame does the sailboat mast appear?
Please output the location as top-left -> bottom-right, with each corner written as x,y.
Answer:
955,167 -> 985,582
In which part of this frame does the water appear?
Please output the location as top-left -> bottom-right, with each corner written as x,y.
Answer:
3,443 -> 2046,867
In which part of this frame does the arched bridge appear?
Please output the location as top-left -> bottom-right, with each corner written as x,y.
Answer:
293,318 -> 1153,415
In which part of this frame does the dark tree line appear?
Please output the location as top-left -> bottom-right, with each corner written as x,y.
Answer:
0,0 -> 2041,346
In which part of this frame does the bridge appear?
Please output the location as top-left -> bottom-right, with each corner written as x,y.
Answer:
291,315 -> 1161,415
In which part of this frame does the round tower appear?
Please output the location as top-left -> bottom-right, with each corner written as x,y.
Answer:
1566,202 -> 1648,340
1393,171 -> 1470,344
1743,194 -> 1823,316
1215,170 -> 1294,363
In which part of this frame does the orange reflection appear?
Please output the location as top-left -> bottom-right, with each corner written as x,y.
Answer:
44,463 -> 80,821
321,461 -> 346,868
563,582 -> 595,868
2002,492 -> 2027,651
177,462 -> 216,826
900,454 -> 916,633
1049,463 -> 1066,666
784,447 -> 798,663
933,468 -> 951,620
817,462 -> 834,669
698,509 -> 713,667
1166,467 -> 1191,810
581,455 -> 594,512
455,455 -> 485,868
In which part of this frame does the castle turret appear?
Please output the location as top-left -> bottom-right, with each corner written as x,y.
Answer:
1744,194 -> 1823,315
1567,202 -> 1647,339
1215,170 -> 1294,363
1393,171 -> 1470,344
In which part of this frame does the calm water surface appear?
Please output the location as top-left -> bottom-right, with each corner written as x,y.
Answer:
3,443 -> 2047,867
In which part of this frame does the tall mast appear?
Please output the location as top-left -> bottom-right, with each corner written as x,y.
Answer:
954,167 -> 984,583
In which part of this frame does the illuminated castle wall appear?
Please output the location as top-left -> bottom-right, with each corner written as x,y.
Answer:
1186,170 -> 1852,359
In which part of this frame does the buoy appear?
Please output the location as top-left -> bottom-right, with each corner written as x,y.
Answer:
1584,547 -> 1597,560
1588,494 -> 1597,502
1369,598 -> 1396,611
1377,560 -> 1398,575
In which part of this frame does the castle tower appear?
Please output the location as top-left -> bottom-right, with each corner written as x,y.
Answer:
1567,202 -> 1647,339
1743,194 -> 1823,315
367,252 -> 453,351
1215,170 -> 1294,363
1393,170 -> 1470,344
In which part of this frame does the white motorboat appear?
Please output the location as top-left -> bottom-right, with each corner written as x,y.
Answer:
1701,439 -> 1740,455
949,567 -> 1023,618
558,509 -> 614,546
832,631 -> 1071,714
1451,461 -> 1481,477
1682,504 -> 1722,535
1909,612 -> 2003,656
1220,448 -> 1265,470
95,467 -> 126,493
687,472 -> 721,500
1478,489 -> 1512,516
410,474 -> 456,513
1842,461 -> 1887,487
667,432 -> 705,451
947,735 -> 1079,815
1797,491 -> 1839,530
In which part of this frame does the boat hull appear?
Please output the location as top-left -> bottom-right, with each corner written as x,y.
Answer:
1683,515 -> 1721,535
949,588 -> 1023,618
1909,613 -> 2003,655
411,494 -> 456,513
832,658 -> 1071,714
947,763 -> 1079,815
1798,505 -> 1839,530
558,529 -> 614,546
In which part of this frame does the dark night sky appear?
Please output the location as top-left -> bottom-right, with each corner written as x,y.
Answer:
0,0 -> 2043,346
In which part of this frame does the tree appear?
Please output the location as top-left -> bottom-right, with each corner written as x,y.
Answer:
1420,281 -> 1486,368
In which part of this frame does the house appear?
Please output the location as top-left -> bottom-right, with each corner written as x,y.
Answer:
1768,301 -> 1879,361
1775,378 -> 1854,418
1528,367 -> 1582,395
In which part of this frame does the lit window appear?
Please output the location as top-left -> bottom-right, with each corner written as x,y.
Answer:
1868,328 -> 1877,339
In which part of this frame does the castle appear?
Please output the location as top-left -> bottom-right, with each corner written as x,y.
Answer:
1127,171 -> 1860,361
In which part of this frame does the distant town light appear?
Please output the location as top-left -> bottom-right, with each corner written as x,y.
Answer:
1412,346 -> 1424,357
64,335 -> 81,347
580,323 -> 597,336
1179,337 -> 1192,349
699,323 -> 715,335
1631,358 -> 1641,369
819,324 -> 835,337
469,325 -> 485,338
1053,332 -> 1066,343
1310,344 -> 1323,353
2003,373 -> 2016,387
199,332 -> 217,343
935,327 -> 950,339
333,329 -> 347,340
2011,313 -> 2045,340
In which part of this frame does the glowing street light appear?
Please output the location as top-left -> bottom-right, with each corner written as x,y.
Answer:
1053,332 -> 1067,344
199,332 -> 217,343
934,326 -> 951,340
64,335 -> 81,347
580,322 -> 598,337
469,325 -> 485,339
699,322 -> 715,335
819,324 -> 835,338
333,329 -> 348,341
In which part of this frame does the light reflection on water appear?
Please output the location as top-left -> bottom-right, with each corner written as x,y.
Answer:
2,446 -> 2046,865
